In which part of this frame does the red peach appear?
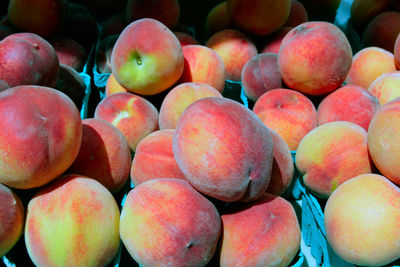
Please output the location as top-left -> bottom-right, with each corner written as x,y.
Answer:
50,36 -> 87,72
395,33 -> 400,69
368,71 -> 400,105
260,27 -> 293,54
173,31 -> 199,47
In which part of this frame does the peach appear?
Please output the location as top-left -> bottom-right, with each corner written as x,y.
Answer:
278,21 -> 353,95
173,97 -> 274,202
178,44 -> 225,92
67,118 -> 132,193
253,88 -> 318,151
0,184 -> 24,257
317,84 -> 380,131
267,128 -> 294,196
120,178 -> 221,266
173,31 -> 199,47
362,11 -> 400,53
206,29 -> 257,81
95,34 -> 118,74
226,0 -> 291,36
368,98 -> 400,185
8,0 -> 68,38
0,85 -> 82,189
284,0 -> 308,27
25,174 -> 120,267
204,1 -> 232,38
111,18 -> 184,95
130,129 -> 187,186
105,73 -> 128,96
345,46 -> 396,89
126,0 -> 180,29
395,33 -> 400,69
295,121 -> 372,198
241,53 -> 282,102
94,92 -> 159,152
50,36 -> 87,72
260,27 -> 293,54
159,82 -> 223,130
0,32 -> 59,92
219,193 -> 301,266
367,71 -> 400,105
324,174 -> 400,266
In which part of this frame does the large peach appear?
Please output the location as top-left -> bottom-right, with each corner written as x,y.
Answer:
253,88 -> 318,151
0,85 -> 82,189
295,121 -> 372,198
325,174 -> 400,266
317,84 -> 380,131
130,129 -> 187,186
94,92 -> 159,152
367,71 -> 400,105
120,178 -> 221,266
111,18 -> 184,95
25,174 -> 120,267
0,184 -> 24,257
67,118 -> 132,193
159,82 -> 223,130
368,98 -> 400,185
226,0 -> 291,36
178,44 -> 225,92
345,46 -> 396,89
219,193 -> 301,266
241,53 -> 282,102
0,32 -> 59,91
206,29 -> 257,81
278,21 -> 353,95
173,97 -> 274,202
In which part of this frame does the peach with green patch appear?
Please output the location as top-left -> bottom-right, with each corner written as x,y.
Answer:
173,97 -> 274,202
131,129 -> 187,186
178,45 -> 225,92
295,121 -> 372,198
206,29 -> 257,81
0,183 -> 24,257
368,98 -> 400,186
0,85 -> 82,189
67,118 -> 132,193
111,18 -> 184,95
94,92 -> 159,152
317,84 -> 380,131
278,21 -> 353,95
253,88 -> 318,151
219,193 -> 301,266
368,71 -> 400,105
159,82 -> 223,130
324,174 -> 400,266
120,178 -> 221,266
345,46 -> 396,89
25,174 -> 121,267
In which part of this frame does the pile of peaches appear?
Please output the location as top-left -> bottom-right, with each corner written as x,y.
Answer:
2,0 -> 400,266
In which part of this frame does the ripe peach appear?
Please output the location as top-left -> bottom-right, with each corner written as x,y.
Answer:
0,184 -> 24,257
368,98 -> 400,185
159,82 -> 223,130
105,73 -> 128,96
111,18 -> 184,95
67,118 -> 132,193
206,29 -> 257,81
94,92 -> 159,152
278,21 -> 353,95
253,88 -> 318,151
178,45 -> 225,92
219,193 -> 301,266
345,46 -> 396,89
325,174 -> 400,266
173,97 -> 274,202
317,84 -> 380,131
25,174 -> 120,267
120,178 -> 221,266
226,0 -> 291,36
368,71 -> 400,105
260,27 -> 293,54
295,121 -> 372,198
0,85 -> 82,189
50,36 -> 87,72
241,53 -> 282,102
